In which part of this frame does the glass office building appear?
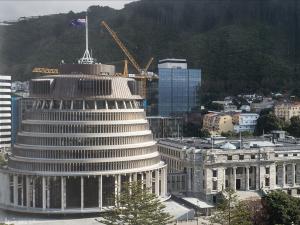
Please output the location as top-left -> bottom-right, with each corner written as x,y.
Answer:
158,59 -> 201,116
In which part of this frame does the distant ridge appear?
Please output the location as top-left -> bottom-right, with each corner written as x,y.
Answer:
0,0 -> 299,102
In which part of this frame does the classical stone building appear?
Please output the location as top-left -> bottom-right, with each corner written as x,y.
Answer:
158,137 -> 300,203
0,63 -> 168,214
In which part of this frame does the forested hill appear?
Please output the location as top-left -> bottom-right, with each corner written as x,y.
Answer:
0,0 -> 300,101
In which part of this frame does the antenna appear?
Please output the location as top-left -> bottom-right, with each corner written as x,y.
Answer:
78,12 -> 95,64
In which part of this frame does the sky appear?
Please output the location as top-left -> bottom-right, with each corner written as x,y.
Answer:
0,0 -> 136,21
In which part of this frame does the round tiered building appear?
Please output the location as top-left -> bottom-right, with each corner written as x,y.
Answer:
0,64 -> 168,214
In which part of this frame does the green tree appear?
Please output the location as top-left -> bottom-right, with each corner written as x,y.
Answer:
98,181 -> 172,225
287,116 -> 300,137
264,190 -> 300,225
210,188 -> 252,225
254,113 -> 285,135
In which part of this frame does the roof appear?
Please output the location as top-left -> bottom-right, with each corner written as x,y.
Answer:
220,142 -> 237,150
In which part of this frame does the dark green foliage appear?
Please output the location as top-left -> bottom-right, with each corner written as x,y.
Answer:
98,181 -> 172,225
254,113 -> 285,135
0,0 -> 300,100
264,190 -> 300,225
287,116 -> 300,137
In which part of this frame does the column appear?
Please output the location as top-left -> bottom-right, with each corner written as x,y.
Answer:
20,177 -> 24,206
42,176 -> 46,209
141,173 -> 144,190
13,175 -> 18,206
61,177 -> 65,210
129,174 -> 132,195
32,178 -> 36,208
232,167 -> 237,191
26,176 -> 30,207
292,163 -> 296,187
133,173 -> 137,182
98,175 -> 102,210
282,164 -> 286,187
255,166 -> 260,190
155,170 -> 160,195
46,177 -> 50,208
245,166 -> 249,191
81,176 -> 84,210
146,171 -> 151,190
223,168 -> 226,189
187,168 -> 192,192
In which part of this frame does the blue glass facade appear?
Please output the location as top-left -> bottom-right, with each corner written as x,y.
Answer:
158,68 -> 201,116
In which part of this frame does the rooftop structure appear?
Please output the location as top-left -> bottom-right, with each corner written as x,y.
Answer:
0,64 -> 168,214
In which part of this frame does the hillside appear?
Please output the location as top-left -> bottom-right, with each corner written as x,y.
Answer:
0,0 -> 299,102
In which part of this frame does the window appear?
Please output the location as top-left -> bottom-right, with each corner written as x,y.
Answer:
213,170 -> 218,177
212,181 -> 217,191
251,155 -> 255,159
227,155 -> 232,160
265,177 -> 270,186
284,154 -> 288,157
293,153 -> 297,156
275,154 -> 279,157
297,189 -> 300,195
239,155 -> 244,160
266,167 -> 270,174
287,190 -> 292,195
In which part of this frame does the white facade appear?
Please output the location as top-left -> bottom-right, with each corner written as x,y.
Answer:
158,138 -> 300,204
234,113 -> 259,133
0,75 -> 11,151
158,58 -> 187,69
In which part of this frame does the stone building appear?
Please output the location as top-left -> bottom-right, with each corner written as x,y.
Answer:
202,113 -> 233,135
158,137 -> 300,203
274,102 -> 300,122
0,63 -> 168,214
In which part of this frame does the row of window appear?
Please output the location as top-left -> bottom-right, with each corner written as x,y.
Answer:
28,99 -> 142,111
22,123 -> 149,134
13,146 -> 156,159
158,146 -> 181,158
9,157 -> 160,172
23,111 -> 145,121
17,135 -> 153,146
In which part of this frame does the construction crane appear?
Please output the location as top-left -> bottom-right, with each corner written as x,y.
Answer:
32,67 -> 59,74
100,21 -> 157,98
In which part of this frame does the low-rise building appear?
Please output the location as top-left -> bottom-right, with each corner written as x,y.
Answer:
274,102 -> 300,122
250,97 -> 274,113
203,113 -> 233,135
232,113 -> 259,133
158,137 -> 300,204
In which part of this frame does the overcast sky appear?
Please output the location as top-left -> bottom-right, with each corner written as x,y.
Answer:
0,0 -> 136,21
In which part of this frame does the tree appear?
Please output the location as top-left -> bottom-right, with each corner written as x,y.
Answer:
210,188 -> 252,225
287,116 -> 300,137
264,190 -> 300,225
254,113 -> 285,135
98,181 -> 172,225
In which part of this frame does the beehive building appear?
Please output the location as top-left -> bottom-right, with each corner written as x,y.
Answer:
0,64 -> 168,214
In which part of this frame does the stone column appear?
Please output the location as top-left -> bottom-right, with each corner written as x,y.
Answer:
20,177 -> 24,206
81,176 -> 84,210
42,176 -> 46,209
146,171 -> 152,190
32,178 -> 36,208
232,167 -> 237,191
141,173 -> 144,190
26,176 -> 30,207
255,166 -> 260,190
155,170 -> 160,195
223,168 -> 226,190
161,169 -> 166,198
133,173 -> 137,182
99,175 -> 102,210
245,166 -> 250,191
61,177 -> 65,210
282,164 -> 286,187
292,163 -> 296,187
13,175 -> 18,206
46,177 -> 50,208
187,168 -> 192,192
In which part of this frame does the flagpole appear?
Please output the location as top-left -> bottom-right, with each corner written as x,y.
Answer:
86,12 -> 88,52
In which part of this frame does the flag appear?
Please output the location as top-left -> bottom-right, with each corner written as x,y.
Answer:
71,18 -> 86,27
